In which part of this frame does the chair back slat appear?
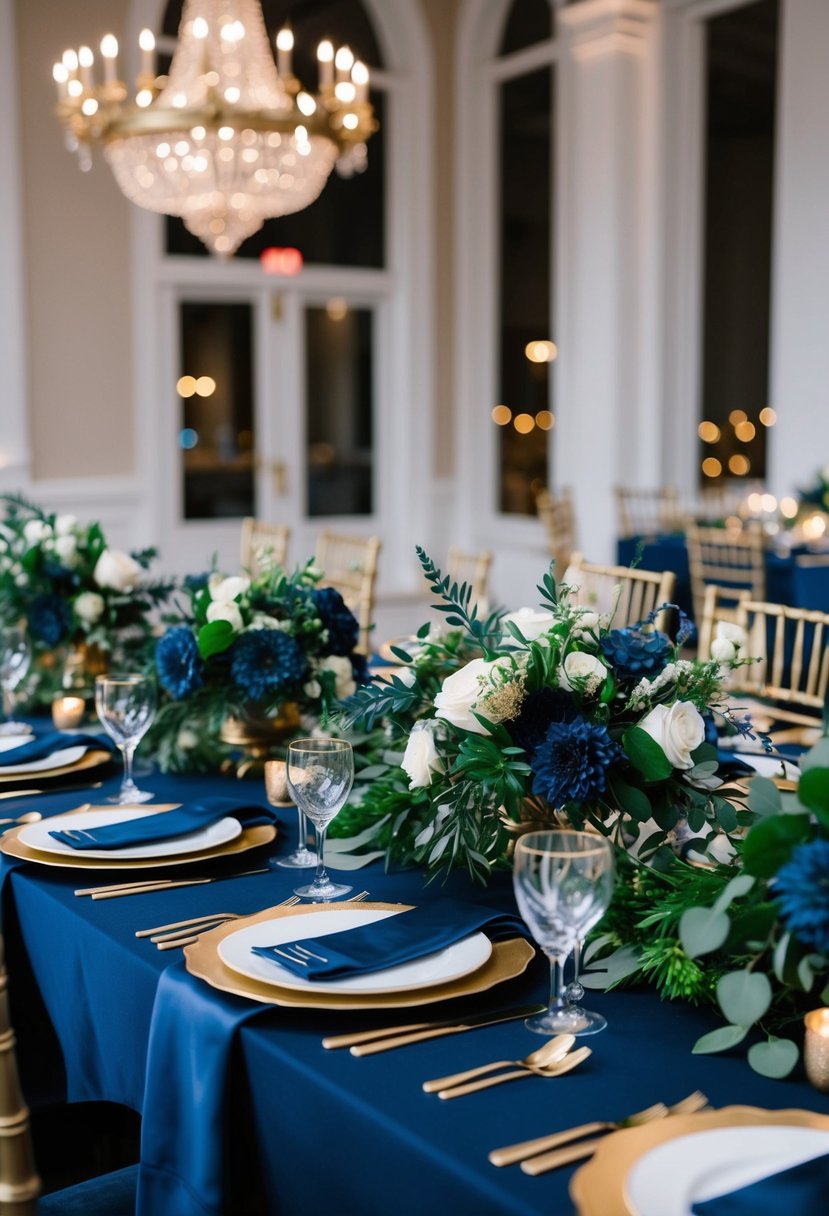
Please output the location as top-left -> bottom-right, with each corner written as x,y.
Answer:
446,548 -> 493,614
566,554 -> 676,633
0,937 -> 40,1214
535,487 -> 576,573
240,519 -> 290,576
733,599 -> 829,724
315,532 -> 381,655
686,522 -> 766,624
615,486 -> 685,539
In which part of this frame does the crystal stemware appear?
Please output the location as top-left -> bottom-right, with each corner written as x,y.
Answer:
513,830 -> 614,1036
562,937 -> 607,1036
264,758 -> 319,869
287,738 -> 354,901
0,626 -> 31,724
95,674 -> 156,805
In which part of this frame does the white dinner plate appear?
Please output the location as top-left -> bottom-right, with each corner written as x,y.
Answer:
737,753 -> 802,780
626,1125 -> 829,1216
0,737 -> 88,775
19,808 -> 242,861
218,906 -> 493,997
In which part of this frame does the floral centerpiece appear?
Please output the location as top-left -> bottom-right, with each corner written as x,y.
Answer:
0,494 -> 169,701
336,549 -> 752,882
149,556 -> 367,772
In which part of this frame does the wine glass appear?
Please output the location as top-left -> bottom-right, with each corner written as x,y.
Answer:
513,830 -> 614,1036
95,674 -> 156,805
0,626 -> 31,724
287,738 -> 354,901
264,759 -> 319,869
562,938 -> 607,1036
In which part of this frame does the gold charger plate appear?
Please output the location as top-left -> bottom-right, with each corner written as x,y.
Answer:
0,748 -> 112,785
185,901 -> 535,1010
570,1105 -> 829,1216
0,807 -> 276,871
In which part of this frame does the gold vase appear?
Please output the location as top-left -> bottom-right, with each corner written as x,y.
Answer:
220,701 -> 302,778
499,796 -> 574,858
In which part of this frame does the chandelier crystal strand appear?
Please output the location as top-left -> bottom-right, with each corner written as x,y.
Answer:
52,0 -> 376,257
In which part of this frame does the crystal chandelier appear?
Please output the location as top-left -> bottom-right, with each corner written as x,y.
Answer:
52,0 -> 377,257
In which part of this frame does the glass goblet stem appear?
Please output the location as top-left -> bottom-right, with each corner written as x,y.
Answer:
564,939 -> 585,1006
311,823 -> 332,889
546,951 -> 570,1018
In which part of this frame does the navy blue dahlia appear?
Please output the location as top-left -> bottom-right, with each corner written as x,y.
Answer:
507,688 -> 577,755
156,627 -> 204,699
231,629 -> 306,701
312,587 -> 359,656
531,716 -> 619,805
28,593 -> 72,646
774,840 -> 829,956
601,627 -> 672,680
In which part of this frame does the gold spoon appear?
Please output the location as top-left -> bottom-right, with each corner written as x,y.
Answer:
0,811 -> 42,826
423,1034 -> 576,1094
436,1045 -> 591,1100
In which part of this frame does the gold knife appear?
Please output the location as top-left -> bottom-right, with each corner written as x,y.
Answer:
343,1005 -> 547,1056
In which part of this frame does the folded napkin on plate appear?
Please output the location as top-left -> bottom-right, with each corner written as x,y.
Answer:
48,797 -> 275,851
251,897 -> 528,981
0,731 -> 112,767
691,1149 -> 829,1215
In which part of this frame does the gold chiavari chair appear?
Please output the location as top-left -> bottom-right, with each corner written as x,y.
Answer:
697,584 -> 751,661
314,531 -> 381,655
565,554 -> 676,634
445,548 -> 493,615
240,519 -> 290,576
0,935 -> 137,1215
686,522 -> 766,627
731,599 -> 829,728
535,487 -> 576,574
614,485 -> 686,540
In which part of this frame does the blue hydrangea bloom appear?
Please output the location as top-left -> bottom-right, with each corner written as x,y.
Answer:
531,716 -> 619,805
774,840 -> 829,956
231,629 -> 306,701
28,593 -> 72,646
156,627 -> 204,699
601,627 -> 672,680
312,587 -> 359,655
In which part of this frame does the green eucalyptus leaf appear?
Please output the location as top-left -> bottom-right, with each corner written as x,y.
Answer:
797,953 -> 825,992
773,931 -> 792,984
610,777 -> 652,823
712,873 -> 755,915
742,813 -> 811,878
679,906 -> 730,960
580,945 -> 642,990
802,740 -> 829,772
716,969 -> 772,1027
196,619 -> 235,659
692,1024 -> 748,1054
622,727 -> 673,782
747,1037 -> 799,1079
797,768 -> 829,829
746,776 -> 783,818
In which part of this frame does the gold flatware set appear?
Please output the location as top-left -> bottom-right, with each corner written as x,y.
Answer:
74,867 -> 270,900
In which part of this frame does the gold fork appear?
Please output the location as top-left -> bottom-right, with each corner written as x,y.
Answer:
137,895 -> 302,948
517,1091 -> 709,1175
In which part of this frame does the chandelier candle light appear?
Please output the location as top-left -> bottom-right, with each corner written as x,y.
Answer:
52,0 -> 377,256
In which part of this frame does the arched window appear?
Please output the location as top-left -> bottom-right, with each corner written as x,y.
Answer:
455,0 -> 557,561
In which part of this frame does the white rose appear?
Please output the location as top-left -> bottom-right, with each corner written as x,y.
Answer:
206,601 -> 243,633
639,701 -> 705,771
209,575 -> 250,605
501,607 -> 555,642
304,679 -> 322,699
715,620 -> 746,649
54,514 -> 77,536
560,650 -> 607,694
23,519 -> 51,546
576,611 -> 600,630
434,657 -> 506,735
176,729 -> 199,751
710,637 -> 736,663
250,613 -> 280,630
319,654 -> 356,700
401,721 -> 444,789
74,591 -> 105,624
54,534 -> 77,564
94,549 -> 141,591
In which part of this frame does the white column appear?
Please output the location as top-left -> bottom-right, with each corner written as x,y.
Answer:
554,0 -> 659,562
0,0 -> 31,491
768,0 -> 829,496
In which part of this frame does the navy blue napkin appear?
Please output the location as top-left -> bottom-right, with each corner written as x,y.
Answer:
691,1150 -> 829,1215
49,797 -> 275,851
251,897 -> 528,981
0,731 -> 112,767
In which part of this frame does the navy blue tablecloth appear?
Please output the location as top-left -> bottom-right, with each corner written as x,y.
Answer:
3,767 -> 829,1216
617,535 -> 829,622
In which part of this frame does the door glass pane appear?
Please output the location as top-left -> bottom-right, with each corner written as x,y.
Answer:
178,301 -> 255,519
305,305 -> 373,516
699,0 -> 778,487
497,66 -> 553,515
499,0 -> 553,56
